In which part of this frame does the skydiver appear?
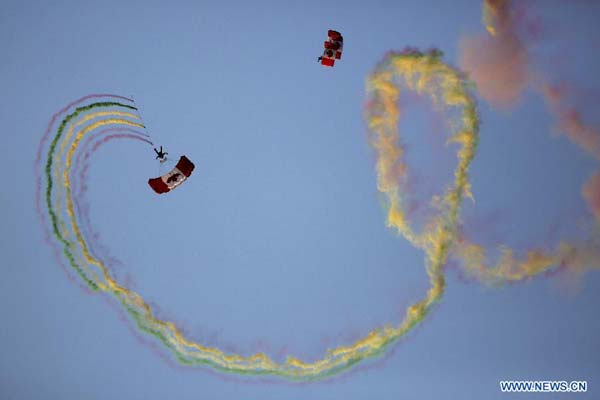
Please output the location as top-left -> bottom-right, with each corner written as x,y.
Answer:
154,146 -> 168,162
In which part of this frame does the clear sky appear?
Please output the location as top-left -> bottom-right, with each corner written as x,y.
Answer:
1,0 -> 599,398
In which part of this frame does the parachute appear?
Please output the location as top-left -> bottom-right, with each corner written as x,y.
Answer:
148,155 -> 195,194
320,30 -> 343,67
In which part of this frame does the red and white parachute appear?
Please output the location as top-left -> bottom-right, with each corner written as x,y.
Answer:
320,30 -> 343,67
148,155 -> 195,194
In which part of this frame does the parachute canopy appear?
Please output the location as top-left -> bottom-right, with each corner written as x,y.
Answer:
148,155 -> 195,194
321,30 -> 343,67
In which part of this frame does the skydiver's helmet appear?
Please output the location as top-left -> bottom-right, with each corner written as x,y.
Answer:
326,49 -> 334,57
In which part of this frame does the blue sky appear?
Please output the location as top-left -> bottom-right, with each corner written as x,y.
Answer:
1,0 -> 599,398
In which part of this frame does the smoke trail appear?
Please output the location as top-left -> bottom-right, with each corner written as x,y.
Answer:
34,95 -> 135,285
453,0 -> 600,286
459,0 -> 529,107
542,84 -> 600,160
35,94 -> 133,178
36,1 -> 599,381
35,95 -> 134,224
583,173 -> 600,221
73,128 -> 150,206
38,46 -> 480,380
44,102 -> 141,289
462,0 -> 600,159
51,112 -> 143,262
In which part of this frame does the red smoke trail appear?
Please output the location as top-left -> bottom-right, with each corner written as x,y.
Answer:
72,127 -> 151,200
72,131 -> 152,267
583,173 -> 600,221
459,0 -> 530,108
542,83 -> 600,161
454,1 -> 600,286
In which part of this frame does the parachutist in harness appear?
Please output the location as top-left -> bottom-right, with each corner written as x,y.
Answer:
318,50 -> 335,64
154,146 -> 168,162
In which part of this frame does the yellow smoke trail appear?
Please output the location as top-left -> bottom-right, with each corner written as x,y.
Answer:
58,111 -> 138,157
364,48 -> 478,368
43,0 -> 599,379
53,110 -> 139,233
63,118 -> 144,291
483,0 -> 510,36
366,51 -> 478,251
